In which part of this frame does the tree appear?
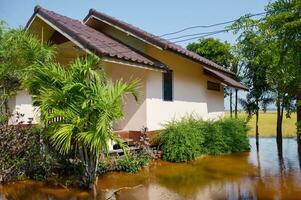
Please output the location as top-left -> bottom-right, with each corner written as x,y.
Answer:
231,0 -> 301,144
0,23 -> 55,122
187,38 -> 241,118
262,0 -> 301,143
297,90 -> 301,139
24,56 -> 140,189
230,18 -> 272,148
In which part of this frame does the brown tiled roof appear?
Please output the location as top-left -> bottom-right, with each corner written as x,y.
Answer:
27,6 -> 167,71
84,9 -> 235,76
204,67 -> 248,91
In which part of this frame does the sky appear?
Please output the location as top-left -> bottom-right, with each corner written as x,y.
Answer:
0,0 -> 272,110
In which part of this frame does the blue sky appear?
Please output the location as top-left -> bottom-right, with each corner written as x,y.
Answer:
0,0 -> 272,110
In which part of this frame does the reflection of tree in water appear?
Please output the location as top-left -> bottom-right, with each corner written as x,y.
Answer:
277,140 -> 285,200
298,143 -> 301,170
153,153 -> 256,199
277,141 -> 285,174
0,180 -> 91,200
3,139 -> 301,200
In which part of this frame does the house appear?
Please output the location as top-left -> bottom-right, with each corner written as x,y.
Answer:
8,6 -> 247,137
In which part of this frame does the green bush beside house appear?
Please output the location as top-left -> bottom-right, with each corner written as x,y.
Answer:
157,117 -> 250,162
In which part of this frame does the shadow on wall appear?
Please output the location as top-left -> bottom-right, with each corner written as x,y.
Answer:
207,90 -> 224,114
8,91 -> 38,125
113,95 -> 146,131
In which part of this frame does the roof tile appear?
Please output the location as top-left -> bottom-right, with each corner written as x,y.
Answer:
30,6 -> 167,70
85,9 -> 235,76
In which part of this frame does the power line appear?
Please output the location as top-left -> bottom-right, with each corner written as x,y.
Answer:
173,30 -> 229,43
172,21 -> 261,43
57,12 -> 266,54
166,29 -> 229,41
159,12 -> 266,38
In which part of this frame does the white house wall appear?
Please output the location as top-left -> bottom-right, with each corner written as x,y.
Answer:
105,62 -> 147,131
8,91 -> 39,125
145,68 -> 224,131
145,47 -> 225,131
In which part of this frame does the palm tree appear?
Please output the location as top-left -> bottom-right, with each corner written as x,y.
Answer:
0,23 -> 55,122
24,55 -> 140,189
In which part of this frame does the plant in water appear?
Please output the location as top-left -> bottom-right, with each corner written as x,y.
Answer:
157,117 -> 249,162
116,153 -> 150,173
157,117 -> 205,162
24,55 -> 140,189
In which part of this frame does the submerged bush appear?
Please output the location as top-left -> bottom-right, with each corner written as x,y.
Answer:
219,118 -> 250,153
157,117 -> 250,162
200,120 -> 230,155
96,152 -> 150,174
116,153 -> 150,173
157,118 -> 205,162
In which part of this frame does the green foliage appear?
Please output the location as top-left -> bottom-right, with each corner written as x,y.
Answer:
95,153 -> 150,174
0,125 -> 56,182
24,55 -> 140,188
157,117 -> 249,162
187,38 -> 234,69
200,120 -> 229,155
230,0 -> 301,136
265,0 -> 301,114
97,159 -> 111,175
115,153 -> 150,173
157,118 -> 205,162
230,17 -> 273,125
219,118 -> 250,152
0,22 -> 55,120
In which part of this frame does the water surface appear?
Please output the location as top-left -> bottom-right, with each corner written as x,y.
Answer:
1,138 -> 301,200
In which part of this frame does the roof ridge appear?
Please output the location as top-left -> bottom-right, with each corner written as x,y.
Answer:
26,6 -> 167,70
84,9 -> 235,76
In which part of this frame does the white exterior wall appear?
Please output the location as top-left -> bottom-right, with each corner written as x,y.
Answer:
105,57 -> 225,131
141,47 -> 225,131
145,66 -> 224,131
8,91 -> 39,125
106,62 -> 147,131
6,66 -> 224,130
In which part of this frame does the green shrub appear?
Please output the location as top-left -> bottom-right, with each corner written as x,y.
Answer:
201,120 -> 231,155
97,159 -> 112,175
116,153 -> 150,173
0,125 -> 57,182
157,118 -> 205,162
219,118 -> 250,152
157,117 -> 250,162
96,153 -> 150,174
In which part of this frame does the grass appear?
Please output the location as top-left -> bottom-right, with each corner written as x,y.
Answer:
226,111 -> 297,138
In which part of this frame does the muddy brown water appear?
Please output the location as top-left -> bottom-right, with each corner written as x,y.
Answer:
1,138 -> 301,200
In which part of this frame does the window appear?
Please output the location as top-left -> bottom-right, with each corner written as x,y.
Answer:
163,70 -> 173,101
207,81 -> 220,91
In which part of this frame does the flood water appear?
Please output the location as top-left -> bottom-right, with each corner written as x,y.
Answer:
1,138 -> 301,200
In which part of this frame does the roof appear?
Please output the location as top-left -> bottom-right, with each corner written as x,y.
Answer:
84,9 -> 235,76
26,6 -> 168,71
204,67 -> 248,91
26,6 -> 247,90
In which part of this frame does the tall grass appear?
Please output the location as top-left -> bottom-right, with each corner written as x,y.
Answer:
157,117 -> 250,162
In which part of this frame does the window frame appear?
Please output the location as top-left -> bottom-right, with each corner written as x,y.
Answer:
162,70 -> 173,101
207,80 -> 221,92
